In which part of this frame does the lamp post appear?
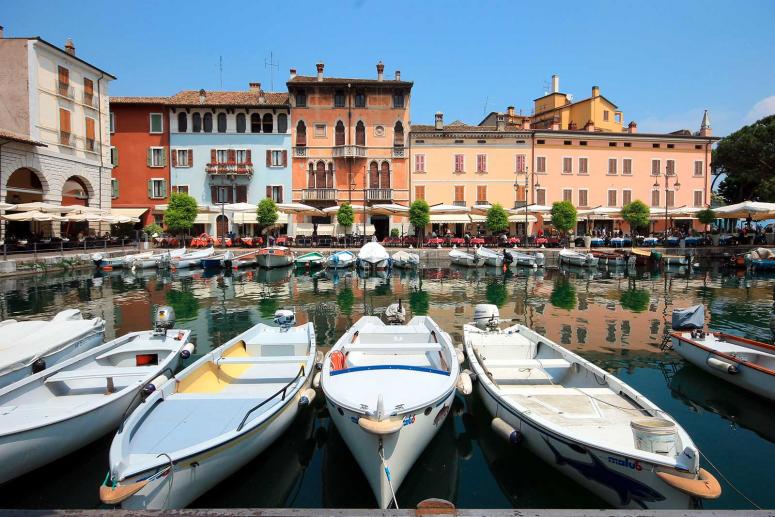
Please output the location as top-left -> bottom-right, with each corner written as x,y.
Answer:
514,166 -> 539,247
653,173 -> 680,240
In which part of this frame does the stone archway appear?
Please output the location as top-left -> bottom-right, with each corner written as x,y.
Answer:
5,167 -> 45,204
61,176 -> 91,207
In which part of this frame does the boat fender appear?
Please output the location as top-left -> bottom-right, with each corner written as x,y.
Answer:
312,372 -> 322,389
358,417 -> 403,435
655,467 -> 721,499
31,358 -> 46,374
179,343 -> 195,359
707,357 -> 738,374
99,479 -> 149,505
465,368 -> 478,382
456,372 -> 473,396
299,388 -> 316,407
491,417 -> 522,445
455,347 -> 465,365
142,374 -> 169,397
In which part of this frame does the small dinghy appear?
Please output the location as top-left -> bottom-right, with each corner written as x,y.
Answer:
391,250 -> 420,268
101,310 -> 316,509
590,250 -> 628,267
464,304 -> 721,509
559,248 -> 599,267
256,246 -> 295,269
201,250 -> 234,269
0,307 -> 191,485
295,251 -> 325,269
505,249 -> 544,268
232,250 -> 258,269
327,250 -> 356,269
449,248 -> 484,267
132,248 -> 187,270
93,251 -> 154,270
321,315 -> 460,508
173,247 -> 214,269
669,305 -> 775,401
475,247 -> 504,267
358,242 -> 391,271
631,247 -> 658,266
0,309 -> 105,389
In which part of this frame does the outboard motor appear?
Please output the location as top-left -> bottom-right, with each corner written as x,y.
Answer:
502,250 -> 514,266
672,304 -> 705,339
153,306 -> 176,335
473,304 -> 500,331
384,299 -> 406,325
273,309 -> 296,328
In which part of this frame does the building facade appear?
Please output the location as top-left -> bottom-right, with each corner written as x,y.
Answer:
108,97 -> 170,226
288,62 -> 412,239
0,29 -> 115,236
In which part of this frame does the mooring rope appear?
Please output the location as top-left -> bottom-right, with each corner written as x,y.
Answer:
378,444 -> 399,509
699,449 -> 761,509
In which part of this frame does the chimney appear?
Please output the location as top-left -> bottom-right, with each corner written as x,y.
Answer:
377,61 -> 384,81
551,116 -> 560,131
507,106 -> 515,118
64,38 -> 75,56
585,120 -> 595,132
435,112 -> 443,130
628,121 -> 638,134
522,118 -> 531,130
316,62 -> 324,82
199,88 -> 206,104
289,68 -> 297,80
551,74 -> 559,93
496,114 -> 506,131
699,110 -> 712,136
0,26 -> 4,39
249,82 -> 261,92
395,70 -> 401,81
592,85 -> 600,97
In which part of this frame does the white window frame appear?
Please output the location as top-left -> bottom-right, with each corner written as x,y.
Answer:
535,156 -> 547,174
216,149 -> 229,163
174,184 -> 191,195
174,149 -> 190,167
562,188 -> 573,203
651,158 -> 661,176
314,123 -> 326,138
453,154 -> 465,173
150,178 -> 166,199
607,158 -> 618,175
270,149 -> 284,167
607,189 -> 618,207
578,156 -> 589,175
622,157 -> 633,176
578,188 -> 589,208
562,156 -> 573,175
693,160 -> 704,177
150,146 -> 165,168
622,188 -> 632,206
693,189 -> 704,207
414,153 -> 426,173
269,184 -> 283,203
149,113 -> 164,134
109,112 -> 115,133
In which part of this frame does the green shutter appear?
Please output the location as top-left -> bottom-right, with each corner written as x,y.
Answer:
160,180 -> 167,198
113,147 -> 119,166
146,148 -> 152,167
147,180 -> 153,198
161,149 -> 167,167
112,179 -> 119,198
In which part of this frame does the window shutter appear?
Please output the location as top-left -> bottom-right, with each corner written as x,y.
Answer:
266,186 -> 272,198
112,179 -> 119,198
228,149 -> 236,162
59,109 -> 71,133
147,180 -> 153,198
85,117 -> 95,140
236,185 -> 248,203
278,186 -> 284,203
211,149 -> 216,164
282,150 -> 288,166
246,149 -> 252,164
266,150 -> 272,167
171,149 -> 178,167
415,186 -> 425,200
187,149 -> 193,166
211,186 -> 218,203
112,147 -> 119,166
147,148 -> 152,167
161,149 -> 167,167
160,180 -> 167,198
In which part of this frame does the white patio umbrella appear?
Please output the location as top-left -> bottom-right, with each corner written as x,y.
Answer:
1,210 -> 65,222
13,202 -> 78,213
370,203 -> 410,215
322,204 -> 370,214
68,206 -> 107,214
223,202 -> 257,212
276,202 -> 322,215
523,204 -> 553,214
0,203 -> 16,211
578,206 -> 621,218
429,203 -> 470,214
668,206 -> 704,218
714,201 -> 775,221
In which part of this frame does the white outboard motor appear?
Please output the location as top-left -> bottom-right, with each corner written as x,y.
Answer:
153,306 -> 176,335
273,309 -> 296,328
473,304 -> 500,330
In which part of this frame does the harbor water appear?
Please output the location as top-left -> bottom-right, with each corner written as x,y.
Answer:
0,263 -> 773,510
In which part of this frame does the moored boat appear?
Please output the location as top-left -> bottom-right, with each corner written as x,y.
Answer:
505,249 -> 545,268
232,250 -> 258,269
391,250 -> 420,268
173,247 -> 215,269
669,304 -> 775,401
256,246 -> 295,269
0,307 -> 190,485
92,251 -> 154,270
449,248 -> 484,267
475,246 -> 504,267
295,251 -> 326,268
327,250 -> 356,269
0,309 -> 105,389
464,304 -> 721,509
558,248 -> 599,267
321,314 -> 460,508
357,242 -> 391,271
132,248 -> 187,270
631,247 -> 659,266
590,250 -> 629,267
100,310 -> 317,509
201,250 -> 234,269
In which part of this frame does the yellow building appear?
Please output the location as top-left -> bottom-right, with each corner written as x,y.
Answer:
532,75 -> 624,132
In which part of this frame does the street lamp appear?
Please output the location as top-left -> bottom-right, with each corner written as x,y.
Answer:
653,174 -> 680,240
514,166 -> 539,247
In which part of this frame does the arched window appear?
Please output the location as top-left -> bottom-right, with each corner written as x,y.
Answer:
315,161 -> 326,189
251,113 -> 261,133
327,162 -> 334,188
393,121 -> 404,147
296,121 -> 306,146
380,162 -> 391,189
192,112 -> 202,132
335,121 -> 345,146
203,112 -> 213,132
217,113 -> 227,133
236,113 -> 246,133
369,161 -> 379,188
307,163 -> 315,188
355,121 -> 365,146
277,113 -> 288,133
177,112 -> 187,132
262,113 -> 273,133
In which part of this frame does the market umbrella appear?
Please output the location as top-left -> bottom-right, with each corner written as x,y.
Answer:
668,206 -> 704,218
370,203 -> 409,215
275,202 -> 322,215
322,204 -> 370,214
1,210 -> 65,221
0,203 -> 17,211
714,201 -> 775,221
13,202 -> 78,213
223,202 -> 258,212
429,203 -> 470,214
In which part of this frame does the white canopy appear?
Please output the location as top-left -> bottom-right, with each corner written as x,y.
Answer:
223,202 -> 257,212
429,203 -> 470,214
13,202 -> 78,213
0,203 -> 17,211
522,204 -> 553,214
507,214 -> 538,223
1,210 -> 65,222
155,204 -> 216,213
429,214 -> 471,224
578,206 -> 621,218
323,204 -> 370,214
714,201 -> 775,221
275,202 -> 322,215
371,203 -> 410,215
233,212 -> 289,225
668,206 -> 704,218
109,207 -> 146,218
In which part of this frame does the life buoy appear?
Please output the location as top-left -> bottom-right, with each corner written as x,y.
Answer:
330,351 -> 346,371
655,467 -> 721,499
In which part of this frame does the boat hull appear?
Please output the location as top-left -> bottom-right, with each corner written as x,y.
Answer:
450,254 -> 484,267
358,258 -> 390,271
257,253 -> 293,269
559,251 -> 599,268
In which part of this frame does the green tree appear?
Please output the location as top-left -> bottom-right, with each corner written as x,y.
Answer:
256,197 -> 279,236
164,192 -> 198,235
143,223 -> 163,237
697,208 -> 717,228
486,203 -> 509,234
550,201 -> 577,236
337,203 -> 354,230
409,200 -> 430,244
621,200 -> 650,235
715,115 -> 775,203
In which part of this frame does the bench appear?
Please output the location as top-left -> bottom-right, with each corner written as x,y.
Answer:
345,343 -> 442,354
217,355 -> 309,365
484,358 -> 571,369
45,366 -> 154,384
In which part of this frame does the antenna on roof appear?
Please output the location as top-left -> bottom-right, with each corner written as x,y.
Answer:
265,51 -> 279,91
482,95 -> 489,116
219,56 -> 223,89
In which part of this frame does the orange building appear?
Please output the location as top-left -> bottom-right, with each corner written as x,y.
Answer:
288,62 -> 412,239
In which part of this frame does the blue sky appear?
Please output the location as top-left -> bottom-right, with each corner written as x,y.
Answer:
4,0 -> 774,136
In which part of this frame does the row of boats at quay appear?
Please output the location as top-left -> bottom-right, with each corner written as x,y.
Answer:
7,286 -> 775,511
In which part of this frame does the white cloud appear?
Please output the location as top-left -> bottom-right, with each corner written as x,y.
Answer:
743,96 -> 775,125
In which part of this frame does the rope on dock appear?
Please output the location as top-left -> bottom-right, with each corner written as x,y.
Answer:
699,449 -> 761,509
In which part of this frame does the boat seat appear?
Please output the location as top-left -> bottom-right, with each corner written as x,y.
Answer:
484,358 -> 571,368
45,366 -> 154,384
346,343 -> 442,354
95,341 -> 173,360
216,355 -> 309,365
486,358 -> 571,386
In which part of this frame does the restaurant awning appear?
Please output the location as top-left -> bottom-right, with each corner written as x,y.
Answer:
429,214 -> 471,224
193,213 -> 211,224
232,212 -> 289,225
110,208 -> 148,218
507,214 -> 538,223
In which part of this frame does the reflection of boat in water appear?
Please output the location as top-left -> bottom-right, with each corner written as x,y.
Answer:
254,266 -> 293,284
668,363 -> 775,445
559,264 -> 602,280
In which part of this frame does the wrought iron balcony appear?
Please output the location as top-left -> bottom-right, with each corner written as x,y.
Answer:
333,145 -> 366,158
391,147 -> 406,158
82,93 -> 99,109
366,188 -> 393,201
302,188 -> 336,201
59,131 -> 72,146
205,162 -> 254,175
453,200 -> 467,207
56,81 -> 74,99
293,146 -> 307,157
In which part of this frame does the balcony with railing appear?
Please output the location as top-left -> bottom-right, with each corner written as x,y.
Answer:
391,146 -> 406,158
333,145 -> 367,158
293,147 -> 307,157
366,188 -> 393,201
302,188 -> 336,201
205,162 -> 254,175
82,93 -> 99,109
453,200 -> 467,207
56,81 -> 74,99
59,131 -> 72,146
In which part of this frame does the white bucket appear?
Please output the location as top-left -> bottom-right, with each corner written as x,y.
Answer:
631,418 -> 677,456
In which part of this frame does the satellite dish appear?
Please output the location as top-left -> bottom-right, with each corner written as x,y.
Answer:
567,94 -> 574,102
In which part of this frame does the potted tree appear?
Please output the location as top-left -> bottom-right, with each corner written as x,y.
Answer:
621,200 -> 650,246
163,192 -> 198,245
696,208 -> 718,245
337,203 -> 355,236
550,201 -> 577,247
485,203 -> 509,246
256,197 -> 279,245
409,200 -> 430,248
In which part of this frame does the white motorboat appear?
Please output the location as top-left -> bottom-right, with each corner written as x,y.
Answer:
669,304 -> 775,401
0,309 -> 105,389
449,248 -> 484,267
464,304 -> 721,509
559,248 -> 599,267
391,250 -> 420,268
101,310 -> 316,509
93,251 -> 154,270
0,307 -> 190,485
132,248 -> 186,270
358,242 -> 391,270
505,249 -> 545,268
327,250 -> 356,269
321,315 -> 460,508
256,246 -> 295,269
475,247 -> 504,267
201,250 -> 235,269
173,247 -> 214,269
